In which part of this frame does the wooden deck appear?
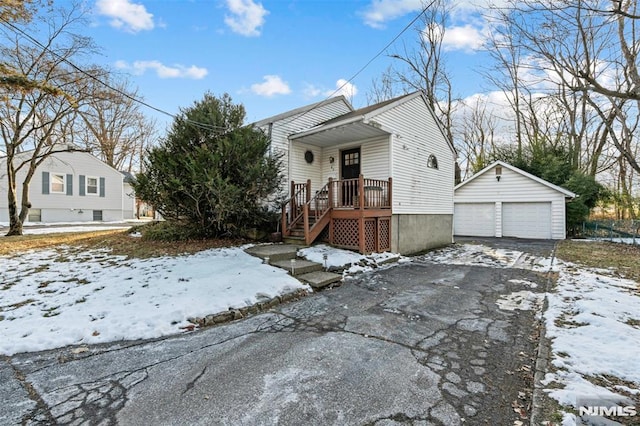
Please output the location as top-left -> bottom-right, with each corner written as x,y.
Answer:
281,175 -> 392,254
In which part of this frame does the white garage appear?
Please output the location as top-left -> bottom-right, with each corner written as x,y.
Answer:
454,161 -> 576,240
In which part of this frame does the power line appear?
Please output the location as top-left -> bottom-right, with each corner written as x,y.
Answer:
273,0 -> 436,130
2,21 -> 227,133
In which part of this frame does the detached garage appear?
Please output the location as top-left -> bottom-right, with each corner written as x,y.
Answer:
454,161 -> 576,240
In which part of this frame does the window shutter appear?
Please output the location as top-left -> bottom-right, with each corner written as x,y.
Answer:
42,172 -> 49,194
79,175 -> 85,196
66,174 -> 73,195
99,177 -> 105,197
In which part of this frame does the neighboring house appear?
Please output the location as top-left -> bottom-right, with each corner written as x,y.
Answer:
120,171 -> 136,220
0,150 -> 131,223
254,91 -> 456,254
454,161 -> 577,240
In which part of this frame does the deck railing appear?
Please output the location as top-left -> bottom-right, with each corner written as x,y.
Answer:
282,175 -> 392,246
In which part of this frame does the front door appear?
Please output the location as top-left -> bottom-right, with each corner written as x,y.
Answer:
341,147 -> 360,206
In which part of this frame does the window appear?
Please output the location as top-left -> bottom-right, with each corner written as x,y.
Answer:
51,174 -> 65,193
427,154 -> 438,169
93,210 -> 103,221
344,152 -> 359,166
87,177 -> 98,195
27,209 -> 41,222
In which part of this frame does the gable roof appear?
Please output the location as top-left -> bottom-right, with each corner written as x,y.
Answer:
318,92 -> 414,127
251,95 -> 353,127
290,91 -> 456,154
120,171 -> 136,183
455,160 -> 577,198
2,149 -> 124,178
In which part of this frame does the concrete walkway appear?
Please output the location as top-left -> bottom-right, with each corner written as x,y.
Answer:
245,244 -> 342,290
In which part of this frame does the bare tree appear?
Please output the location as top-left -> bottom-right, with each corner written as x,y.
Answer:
77,76 -> 157,172
0,2 -> 99,235
493,0 -> 640,174
457,96 -> 498,178
366,0 -> 455,142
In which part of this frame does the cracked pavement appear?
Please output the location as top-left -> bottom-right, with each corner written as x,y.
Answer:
1,238 -> 554,425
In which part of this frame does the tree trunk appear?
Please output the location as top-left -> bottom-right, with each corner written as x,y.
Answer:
6,159 -> 22,236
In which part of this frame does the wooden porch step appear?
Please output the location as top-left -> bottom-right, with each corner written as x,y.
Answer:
270,259 -> 323,276
297,271 -> 342,290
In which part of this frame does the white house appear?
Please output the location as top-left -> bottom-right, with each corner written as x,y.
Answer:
254,91 -> 456,254
0,150 -> 134,223
454,161 -> 576,240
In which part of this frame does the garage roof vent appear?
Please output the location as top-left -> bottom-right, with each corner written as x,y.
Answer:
495,165 -> 502,181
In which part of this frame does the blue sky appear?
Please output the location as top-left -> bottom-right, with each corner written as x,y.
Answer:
79,0 -> 494,130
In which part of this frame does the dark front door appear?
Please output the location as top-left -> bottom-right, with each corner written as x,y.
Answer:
341,147 -> 360,206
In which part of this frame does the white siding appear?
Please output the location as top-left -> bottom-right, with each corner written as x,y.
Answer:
360,136 -> 390,180
256,99 -> 352,195
372,95 -> 455,215
0,151 -> 125,222
290,142 -> 323,194
454,165 -> 568,239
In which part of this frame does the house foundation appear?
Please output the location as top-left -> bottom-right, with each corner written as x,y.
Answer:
392,214 -> 453,255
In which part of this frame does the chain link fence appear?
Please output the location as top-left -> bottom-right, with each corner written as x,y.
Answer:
578,220 -> 640,245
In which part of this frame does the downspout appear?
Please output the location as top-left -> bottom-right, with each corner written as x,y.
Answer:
267,122 -> 273,156
389,133 -> 399,253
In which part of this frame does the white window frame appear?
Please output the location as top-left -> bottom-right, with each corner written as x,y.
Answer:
50,173 -> 65,194
86,176 -> 99,196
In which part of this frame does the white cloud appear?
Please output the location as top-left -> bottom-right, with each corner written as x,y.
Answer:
115,60 -> 208,79
442,24 -> 486,52
302,84 -> 322,98
360,0 -> 422,29
251,75 -> 291,97
224,0 -> 268,37
96,0 -> 154,33
326,79 -> 358,100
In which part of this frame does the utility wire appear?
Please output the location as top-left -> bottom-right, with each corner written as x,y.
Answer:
272,0 -> 435,130
2,21 -> 227,133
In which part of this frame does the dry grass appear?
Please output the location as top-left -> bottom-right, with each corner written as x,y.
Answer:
557,240 -> 640,282
0,228 -> 249,259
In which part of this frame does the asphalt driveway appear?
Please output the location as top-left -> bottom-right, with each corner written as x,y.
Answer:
2,238 -> 555,425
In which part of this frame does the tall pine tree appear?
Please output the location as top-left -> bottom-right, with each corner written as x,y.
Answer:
134,93 -> 282,238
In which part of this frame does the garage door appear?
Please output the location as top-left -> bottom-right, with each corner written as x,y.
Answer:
454,203 -> 495,237
502,202 -> 552,239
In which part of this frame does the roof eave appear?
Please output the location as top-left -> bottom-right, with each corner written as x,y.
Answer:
455,160 -> 577,198
290,115 -> 365,140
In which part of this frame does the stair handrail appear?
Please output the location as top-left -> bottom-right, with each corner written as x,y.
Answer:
302,180 -> 334,243
281,180 -> 310,236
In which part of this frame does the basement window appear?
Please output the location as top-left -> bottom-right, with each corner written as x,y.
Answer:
27,209 -> 42,222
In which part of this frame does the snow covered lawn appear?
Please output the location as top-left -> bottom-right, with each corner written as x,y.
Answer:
542,258 -> 640,425
0,244 -> 309,356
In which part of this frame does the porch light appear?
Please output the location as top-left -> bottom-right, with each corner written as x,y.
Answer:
329,156 -> 335,164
